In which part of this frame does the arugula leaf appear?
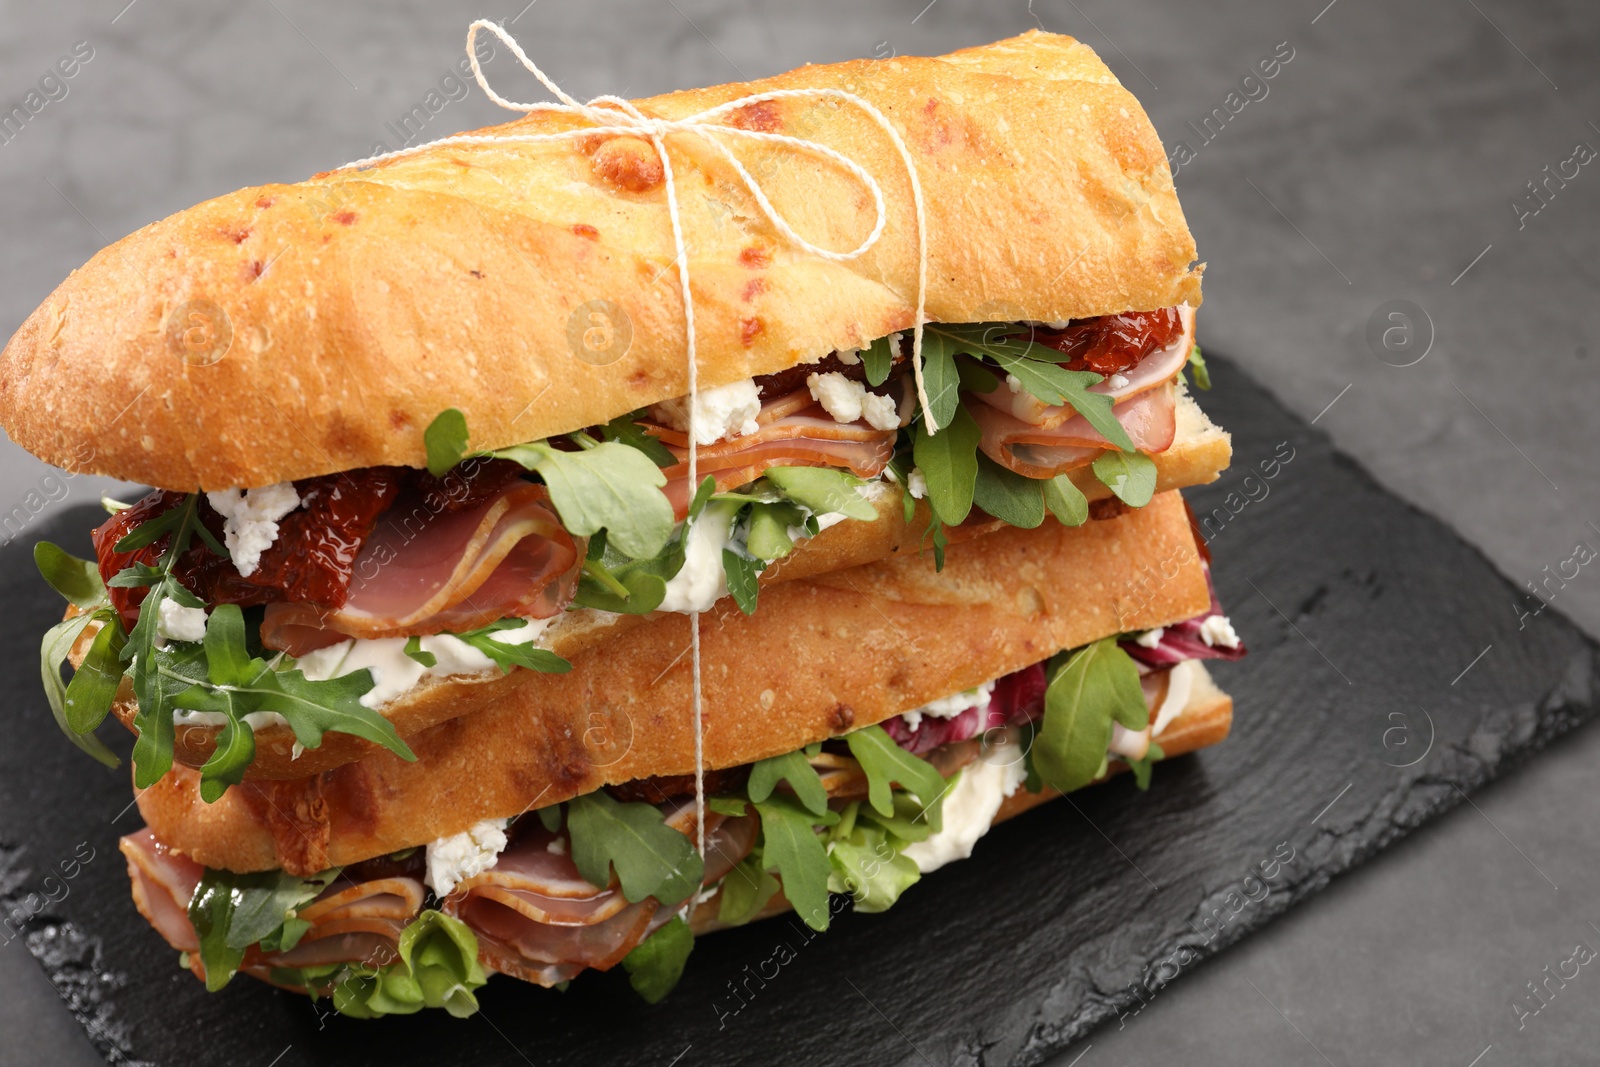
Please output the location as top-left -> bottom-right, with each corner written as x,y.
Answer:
763,467 -> 877,521
916,330 -> 964,430
536,804 -> 563,833
971,454 -> 1045,529
187,874 -> 248,991
861,334 -> 895,387
927,324 -> 1136,452
751,794 -> 837,932
403,636 -> 437,668
264,667 -> 417,755
490,439 -> 673,559
622,915 -> 694,1004
927,516 -> 949,571
706,796 -> 750,817
1091,449 -> 1157,508
717,851 -> 780,926
956,357 -> 1001,394
130,643 -> 208,788
826,821 -> 921,913
1043,474 -> 1089,526
1034,638 -> 1148,794
447,620 -> 571,675
744,500 -> 807,561
722,549 -> 762,616
566,789 -> 704,905
912,403 -> 981,526
844,725 -> 947,832
226,869 -> 338,949
747,749 -> 830,817
852,789 -> 941,844
424,408 -> 471,477
1126,740 -> 1166,791
600,412 -> 677,468
34,543 -> 106,609
1187,344 -> 1211,390
62,613 -> 126,735
39,612 -> 120,768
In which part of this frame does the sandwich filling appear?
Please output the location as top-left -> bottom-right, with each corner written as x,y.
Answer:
40,305 -> 1211,797
117,588 -> 1242,1017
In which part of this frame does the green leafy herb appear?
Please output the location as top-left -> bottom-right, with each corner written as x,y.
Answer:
971,454 -> 1046,529
424,408 -> 471,477
445,620 -> 571,675
717,850 -> 780,926
825,820 -> 921,913
40,612 -> 120,767
571,479 -> 714,615
1187,344 -> 1211,390
490,439 -> 674,559
706,796 -> 750,817
188,867 -> 337,991
747,749 -> 830,817
566,789 -> 704,905
600,412 -> 678,467
744,500 -> 807,561
751,794 -> 837,931
722,549 -> 762,615
844,724 -> 947,832
1034,638 -> 1148,794
762,467 -> 877,521
622,915 -> 694,1004
1043,474 -> 1089,526
333,911 -> 488,1019
34,542 -> 106,609
1126,740 -> 1166,791
62,612 -> 126,735
861,334 -> 896,387
402,636 -> 437,668
1091,449 -> 1157,508
912,403 -> 981,526
916,330 -> 964,429
956,356 -> 1001,394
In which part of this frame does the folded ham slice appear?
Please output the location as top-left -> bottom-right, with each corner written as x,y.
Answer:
972,381 -> 1178,479
648,389 -> 898,517
445,811 -> 758,986
120,829 -> 204,954
259,482 -> 581,656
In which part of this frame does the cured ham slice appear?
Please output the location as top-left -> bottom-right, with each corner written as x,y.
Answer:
970,305 -> 1195,427
647,390 -> 898,517
972,381 -> 1178,479
120,829 -> 204,954
119,828 -> 425,973
446,813 -> 758,985
259,482 -> 580,655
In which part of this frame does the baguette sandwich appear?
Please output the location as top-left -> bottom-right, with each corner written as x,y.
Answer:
4,26 -> 1245,1016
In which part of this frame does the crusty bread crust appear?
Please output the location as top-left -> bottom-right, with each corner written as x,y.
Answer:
135,491 -> 1212,873
689,666 -> 1233,934
0,30 -> 1200,489
115,395 -> 1227,779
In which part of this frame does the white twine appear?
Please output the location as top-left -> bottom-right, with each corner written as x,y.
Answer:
339,19 -> 932,881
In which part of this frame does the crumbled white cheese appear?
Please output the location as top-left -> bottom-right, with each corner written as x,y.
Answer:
658,501 -> 739,614
1005,373 -> 1023,394
1109,373 -> 1131,390
157,600 -> 208,643
1199,614 -> 1241,649
900,754 -> 1027,873
425,819 -> 510,897
293,618 -> 552,709
206,482 -> 301,578
546,837 -> 567,855
901,681 -> 994,733
906,467 -> 928,500
649,378 -> 762,446
806,371 -> 900,431
1135,627 -> 1165,649
835,348 -> 861,366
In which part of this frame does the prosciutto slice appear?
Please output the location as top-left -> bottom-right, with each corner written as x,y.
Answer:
259,482 -> 581,656
120,828 -> 425,973
648,389 -> 898,517
446,813 -> 758,985
972,381 -> 1178,480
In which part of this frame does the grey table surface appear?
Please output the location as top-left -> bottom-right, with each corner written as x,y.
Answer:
1,0 -> 1596,1063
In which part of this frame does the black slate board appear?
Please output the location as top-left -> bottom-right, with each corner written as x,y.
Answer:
1,356 -> 1594,1067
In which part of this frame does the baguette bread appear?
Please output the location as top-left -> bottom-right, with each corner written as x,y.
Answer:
102,393 -> 1227,780
0,30 -> 1200,489
135,490 -> 1212,874
688,662 -> 1233,934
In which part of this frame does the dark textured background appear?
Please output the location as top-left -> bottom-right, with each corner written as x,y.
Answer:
1,0 -> 1597,1063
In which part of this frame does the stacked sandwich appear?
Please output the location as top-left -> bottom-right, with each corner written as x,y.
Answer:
3,28 -> 1244,1017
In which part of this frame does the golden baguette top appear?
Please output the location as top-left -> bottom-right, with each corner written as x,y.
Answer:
0,30 -> 1200,489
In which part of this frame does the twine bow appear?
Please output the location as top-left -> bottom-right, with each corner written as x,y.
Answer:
340,19 -> 931,876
